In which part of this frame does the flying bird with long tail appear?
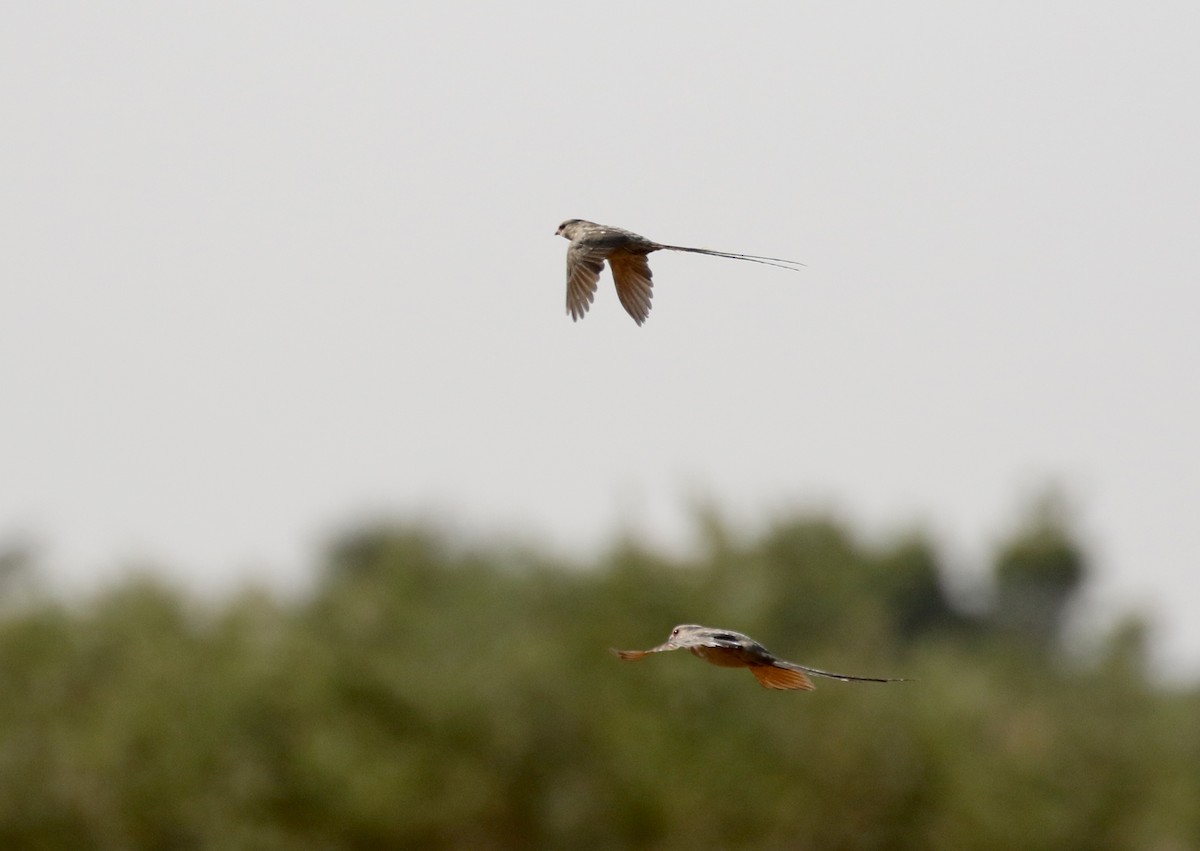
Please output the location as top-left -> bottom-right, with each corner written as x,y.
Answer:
613,624 -> 909,691
556,219 -> 803,325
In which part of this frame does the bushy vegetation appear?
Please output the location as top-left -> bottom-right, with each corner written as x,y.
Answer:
0,503 -> 1196,850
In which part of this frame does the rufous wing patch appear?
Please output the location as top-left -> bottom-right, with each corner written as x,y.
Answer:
608,252 -> 654,325
751,664 -> 815,691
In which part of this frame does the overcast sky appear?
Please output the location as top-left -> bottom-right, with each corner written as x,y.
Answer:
2,3 -> 1197,673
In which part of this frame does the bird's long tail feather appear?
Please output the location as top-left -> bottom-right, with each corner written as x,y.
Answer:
659,244 -> 805,271
777,659 -> 908,684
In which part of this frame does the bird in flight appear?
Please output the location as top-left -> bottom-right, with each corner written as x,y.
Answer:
555,219 -> 803,325
613,624 -> 909,691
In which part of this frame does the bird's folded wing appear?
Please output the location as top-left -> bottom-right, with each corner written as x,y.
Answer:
700,632 -> 748,650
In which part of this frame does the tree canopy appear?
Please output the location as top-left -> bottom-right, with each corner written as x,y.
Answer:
0,502 -> 1195,850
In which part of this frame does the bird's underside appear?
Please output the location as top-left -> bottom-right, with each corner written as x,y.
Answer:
613,624 -> 909,691
556,219 -> 803,325
612,644 -> 815,691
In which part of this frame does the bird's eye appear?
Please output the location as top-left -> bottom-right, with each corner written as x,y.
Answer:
671,628 -> 680,636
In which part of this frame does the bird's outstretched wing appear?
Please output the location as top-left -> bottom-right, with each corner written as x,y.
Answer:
566,244 -> 605,321
608,252 -> 654,325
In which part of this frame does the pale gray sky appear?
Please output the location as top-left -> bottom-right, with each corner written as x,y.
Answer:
2,4 -> 1197,671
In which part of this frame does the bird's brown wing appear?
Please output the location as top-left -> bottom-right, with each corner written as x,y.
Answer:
751,664 -> 815,691
608,251 -> 654,326
566,243 -> 605,321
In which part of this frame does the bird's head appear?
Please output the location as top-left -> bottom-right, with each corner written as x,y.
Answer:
611,623 -> 719,660
659,624 -> 710,650
556,219 -> 584,239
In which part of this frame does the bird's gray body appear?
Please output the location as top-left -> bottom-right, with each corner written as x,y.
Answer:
561,220 -> 658,254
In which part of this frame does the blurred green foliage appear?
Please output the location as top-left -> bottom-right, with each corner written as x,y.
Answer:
0,503 -> 1196,850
